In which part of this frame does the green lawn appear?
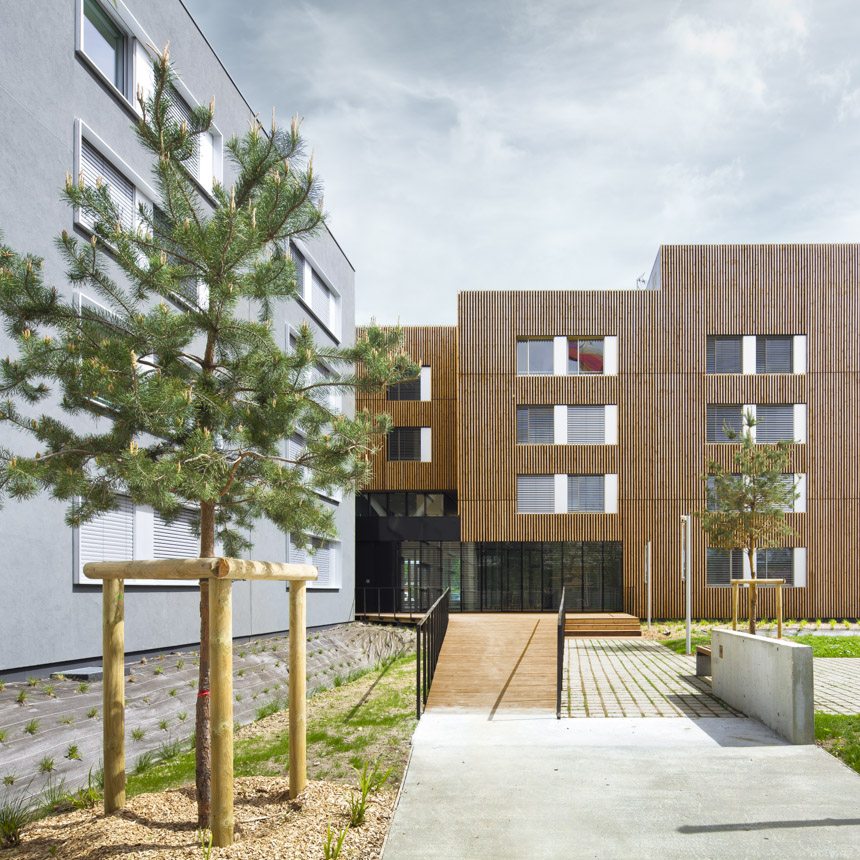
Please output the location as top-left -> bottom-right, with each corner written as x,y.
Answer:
792,636 -> 860,657
660,632 -> 860,657
126,654 -> 416,797
661,635 -> 711,655
816,713 -> 860,775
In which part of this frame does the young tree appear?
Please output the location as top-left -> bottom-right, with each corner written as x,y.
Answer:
695,410 -> 798,634
0,45 -> 415,825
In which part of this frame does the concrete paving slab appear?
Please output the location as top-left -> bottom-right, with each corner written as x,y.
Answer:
383,714 -> 860,860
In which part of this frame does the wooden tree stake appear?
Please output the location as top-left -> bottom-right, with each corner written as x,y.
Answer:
289,579 -> 307,798
103,578 -> 125,813
209,578 -> 234,847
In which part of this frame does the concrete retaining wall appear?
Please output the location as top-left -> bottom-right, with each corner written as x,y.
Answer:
711,628 -> 813,744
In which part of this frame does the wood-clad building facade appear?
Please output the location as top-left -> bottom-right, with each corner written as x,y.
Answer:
356,245 -> 860,620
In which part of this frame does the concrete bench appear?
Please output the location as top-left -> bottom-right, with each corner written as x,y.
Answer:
696,645 -> 712,677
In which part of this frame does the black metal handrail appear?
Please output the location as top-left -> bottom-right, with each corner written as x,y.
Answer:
557,587 -> 566,719
416,587 -> 451,719
356,586 -> 446,618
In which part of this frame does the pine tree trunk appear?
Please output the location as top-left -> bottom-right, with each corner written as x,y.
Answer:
196,501 -> 215,829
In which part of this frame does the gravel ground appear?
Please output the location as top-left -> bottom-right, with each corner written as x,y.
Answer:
0,623 -> 413,803
9,776 -> 395,859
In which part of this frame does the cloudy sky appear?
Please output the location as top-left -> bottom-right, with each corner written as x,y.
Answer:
183,0 -> 860,325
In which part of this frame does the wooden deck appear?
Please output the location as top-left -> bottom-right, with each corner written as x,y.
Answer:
425,614 -> 557,715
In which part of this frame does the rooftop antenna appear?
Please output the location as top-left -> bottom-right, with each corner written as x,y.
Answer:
635,272 -> 646,289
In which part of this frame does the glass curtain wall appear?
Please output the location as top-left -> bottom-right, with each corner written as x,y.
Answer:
395,541 -> 623,613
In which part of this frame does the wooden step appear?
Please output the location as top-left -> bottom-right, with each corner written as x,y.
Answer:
565,612 -> 642,638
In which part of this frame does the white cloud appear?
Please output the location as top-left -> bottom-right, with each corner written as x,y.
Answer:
184,0 -> 859,324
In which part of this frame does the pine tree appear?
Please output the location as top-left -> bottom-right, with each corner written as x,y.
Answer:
0,45 -> 415,825
695,410 -> 798,635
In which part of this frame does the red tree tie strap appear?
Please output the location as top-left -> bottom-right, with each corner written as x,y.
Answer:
198,689 -> 210,698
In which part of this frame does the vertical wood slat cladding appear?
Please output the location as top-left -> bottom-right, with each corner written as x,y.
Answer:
355,326 -> 457,492
454,244 -> 860,619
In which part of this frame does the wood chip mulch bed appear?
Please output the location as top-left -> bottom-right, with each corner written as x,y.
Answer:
11,777 -> 395,859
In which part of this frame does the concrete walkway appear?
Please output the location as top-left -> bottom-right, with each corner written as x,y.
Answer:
383,714 -> 860,860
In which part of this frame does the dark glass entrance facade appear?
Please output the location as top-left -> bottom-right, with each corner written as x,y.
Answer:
357,538 -> 623,614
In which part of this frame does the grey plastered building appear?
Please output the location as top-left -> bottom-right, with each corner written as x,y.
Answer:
0,0 -> 356,674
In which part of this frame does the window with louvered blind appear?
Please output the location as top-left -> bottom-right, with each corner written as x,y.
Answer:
387,378 -> 421,401
756,547 -> 794,586
706,405 -> 743,442
756,405 -> 795,443
289,536 -> 340,589
516,475 -> 554,513
153,507 -> 199,558
517,407 -> 554,444
567,475 -> 604,512
389,427 -> 421,461
706,337 -> 742,373
79,494 -> 135,570
756,336 -> 793,374
80,140 -> 135,232
706,548 -> 744,586
567,406 -> 605,444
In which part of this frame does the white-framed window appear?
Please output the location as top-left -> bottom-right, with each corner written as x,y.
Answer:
707,547 -> 806,587
75,493 -> 200,586
76,1 -> 222,194
387,427 -> 430,462
74,120 -> 155,238
291,241 -> 342,342
706,335 -> 806,375
387,367 -> 431,402
288,534 -> 341,589
516,339 -> 554,375
517,473 -> 617,514
78,0 -> 131,98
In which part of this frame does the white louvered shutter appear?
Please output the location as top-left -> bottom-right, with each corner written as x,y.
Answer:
80,140 -> 135,232
153,507 -> 199,558
311,271 -> 331,327
79,495 -> 135,573
516,475 -> 554,513
289,535 -> 312,566
567,475 -> 604,512
757,548 -> 794,586
517,407 -> 553,444
167,88 -> 200,179
567,406 -> 605,444
756,405 -> 794,443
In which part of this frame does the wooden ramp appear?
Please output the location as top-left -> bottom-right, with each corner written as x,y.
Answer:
424,614 -> 556,715
566,612 -> 641,637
